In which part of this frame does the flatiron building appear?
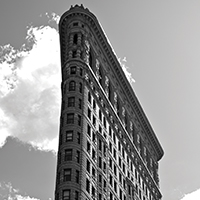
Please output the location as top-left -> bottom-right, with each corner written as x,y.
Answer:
55,4 -> 164,200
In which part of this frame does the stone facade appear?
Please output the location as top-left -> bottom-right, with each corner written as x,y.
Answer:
55,4 -> 164,200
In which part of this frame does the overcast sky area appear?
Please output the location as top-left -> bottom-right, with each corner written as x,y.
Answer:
0,0 -> 200,200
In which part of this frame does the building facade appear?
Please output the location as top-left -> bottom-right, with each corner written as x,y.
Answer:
55,4 -> 164,200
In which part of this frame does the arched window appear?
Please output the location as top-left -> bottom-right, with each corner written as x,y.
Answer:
73,34 -> 78,44
69,81 -> 76,91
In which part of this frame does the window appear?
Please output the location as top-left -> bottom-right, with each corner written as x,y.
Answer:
78,99 -> 82,109
92,167 -> 96,177
87,108 -> 91,120
113,149 -> 116,160
109,142 -> 112,153
78,115 -> 81,126
87,141 -> 91,153
63,189 -> 70,200
66,131 -> 73,142
103,117 -> 106,129
92,149 -> 96,160
86,159 -> 90,173
114,180 -> 117,193
114,164 -> 117,176
80,68 -> 83,76
99,109 -> 102,121
109,158 -> 112,169
92,186 -> 95,197
76,150 -> 80,163
73,34 -> 78,44
119,157 -> 122,168
93,99 -> 96,110
110,192 -> 113,200
77,132 -> 81,144
99,139 -> 102,151
67,113 -> 74,124
88,91 -> 91,103
87,124 -> 91,136
75,170 -> 80,183
86,178 -> 90,193
68,97 -> 75,107
109,174 -> 113,186
75,191 -> 79,200
70,66 -> 76,74
92,116 -> 96,127
64,168 -> 71,181
65,149 -> 72,161
72,50 -> 76,58
69,81 -> 76,91
79,82 -> 82,93
99,174 -> 102,184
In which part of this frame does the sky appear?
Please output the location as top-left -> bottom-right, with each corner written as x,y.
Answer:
0,0 -> 200,200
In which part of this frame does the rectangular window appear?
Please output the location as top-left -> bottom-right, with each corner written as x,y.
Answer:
87,141 -> 91,153
87,108 -> 91,120
77,132 -> 81,144
75,170 -> 79,183
92,115 -> 96,127
66,131 -> 73,142
99,109 -> 102,121
78,99 -> 82,109
93,99 -> 96,110
65,149 -> 72,161
78,115 -> 81,126
68,97 -> 75,107
70,66 -> 76,74
103,117 -> 106,129
87,124 -> 91,136
79,83 -> 82,93
64,168 -> 71,181
76,150 -> 80,163
67,113 -> 74,124
109,174 -> 113,186
86,178 -> 90,193
114,180 -> 117,193
88,91 -> 91,103
75,191 -> 79,200
86,159 -> 90,173
63,189 -> 70,200
99,139 -> 102,151
79,68 -> 83,76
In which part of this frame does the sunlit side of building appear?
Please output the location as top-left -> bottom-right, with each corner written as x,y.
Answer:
55,4 -> 164,200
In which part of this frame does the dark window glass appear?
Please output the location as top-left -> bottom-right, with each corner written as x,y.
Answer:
79,68 -> 83,76
79,82 -> 82,93
65,149 -> 72,161
68,97 -> 75,107
64,168 -> 71,181
88,91 -> 91,103
69,81 -> 76,91
70,66 -> 76,74
76,150 -> 80,163
66,130 -> 73,142
86,178 -> 90,193
77,132 -> 81,144
73,34 -> 78,44
78,115 -> 81,126
67,113 -> 74,124
75,170 -> 79,183
75,191 -> 79,200
78,99 -> 82,109
63,189 -> 70,200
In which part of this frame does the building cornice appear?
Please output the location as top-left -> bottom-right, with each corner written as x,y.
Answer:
59,4 -> 164,161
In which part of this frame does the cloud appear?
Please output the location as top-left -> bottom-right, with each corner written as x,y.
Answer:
0,14 -> 61,152
180,189 -> 200,200
118,57 -> 136,86
0,182 -> 40,200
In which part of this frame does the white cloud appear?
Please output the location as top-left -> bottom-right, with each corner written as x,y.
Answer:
118,57 -> 136,86
0,182 -> 40,200
0,15 -> 61,152
180,189 -> 200,200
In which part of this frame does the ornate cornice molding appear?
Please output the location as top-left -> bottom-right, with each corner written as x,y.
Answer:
59,4 -> 164,161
